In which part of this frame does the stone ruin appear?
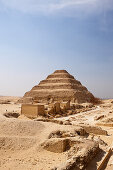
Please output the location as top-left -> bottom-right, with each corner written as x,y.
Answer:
21,102 -> 70,119
21,104 -> 45,118
19,70 -> 99,118
41,127 -> 100,170
19,70 -> 97,104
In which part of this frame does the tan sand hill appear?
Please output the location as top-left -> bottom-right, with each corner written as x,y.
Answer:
19,70 -> 96,104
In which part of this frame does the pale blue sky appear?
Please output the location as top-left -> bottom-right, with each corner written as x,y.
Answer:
0,0 -> 113,98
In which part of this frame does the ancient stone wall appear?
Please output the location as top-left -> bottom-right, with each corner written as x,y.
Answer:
21,104 -> 45,118
61,101 -> 70,110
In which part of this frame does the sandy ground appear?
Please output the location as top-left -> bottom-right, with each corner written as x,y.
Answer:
0,118 -> 67,170
0,97 -> 69,170
0,97 -> 113,169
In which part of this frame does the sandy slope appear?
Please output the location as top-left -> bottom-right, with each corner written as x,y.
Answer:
0,97 -> 113,169
0,117 -> 68,170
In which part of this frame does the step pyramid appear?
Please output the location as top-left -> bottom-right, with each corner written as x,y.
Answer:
20,70 -> 96,103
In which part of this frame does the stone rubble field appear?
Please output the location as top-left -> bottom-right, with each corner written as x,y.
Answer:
0,96 -> 113,170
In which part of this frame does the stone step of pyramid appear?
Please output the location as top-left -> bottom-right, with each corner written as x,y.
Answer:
47,74 -> 74,79
32,84 -> 87,91
19,70 -> 96,104
39,79 -> 81,85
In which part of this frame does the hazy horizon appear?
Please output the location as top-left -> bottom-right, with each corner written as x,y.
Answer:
0,0 -> 113,99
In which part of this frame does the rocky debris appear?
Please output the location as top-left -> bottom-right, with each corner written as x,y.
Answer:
94,115 -> 105,121
63,120 -> 72,125
19,70 -> 97,104
102,117 -> 113,123
60,101 -> 70,111
81,125 -> 108,135
86,103 -> 95,108
67,110 -> 75,116
35,118 -> 87,136
34,118 -> 64,125
48,127 -> 86,139
93,136 -> 107,146
48,130 -> 63,139
71,104 -> 84,109
0,100 -> 11,104
38,103 -> 96,119
75,127 -> 86,136
96,122 -> 113,127
52,139 -> 99,170
96,117 -> 113,127
3,112 -> 20,118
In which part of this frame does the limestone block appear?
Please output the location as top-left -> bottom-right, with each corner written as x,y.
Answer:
41,138 -> 70,153
21,104 -> 45,118
61,101 -> 70,110
54,102 -> 61,113
49,102 -> 61,113
82,125 -> 107,135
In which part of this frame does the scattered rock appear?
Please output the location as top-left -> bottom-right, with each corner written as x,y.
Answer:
63,121 -> 72,125
52,140 -> 99,170
93,136 -> 107,146
94,115 -> 105,120
3,112 -> 20,118
0,100 -> 11,104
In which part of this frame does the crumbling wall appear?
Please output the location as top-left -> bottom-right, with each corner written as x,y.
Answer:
61,101 -> 70,110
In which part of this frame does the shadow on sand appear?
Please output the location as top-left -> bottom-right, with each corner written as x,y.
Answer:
85,149 -> 106,170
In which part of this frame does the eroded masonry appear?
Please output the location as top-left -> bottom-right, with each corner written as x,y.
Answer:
19,70 -> 97,104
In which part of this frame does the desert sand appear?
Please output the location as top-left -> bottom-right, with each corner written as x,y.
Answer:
0,96 -> 113,170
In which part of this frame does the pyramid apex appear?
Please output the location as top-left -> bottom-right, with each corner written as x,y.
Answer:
54,70 -> 68,74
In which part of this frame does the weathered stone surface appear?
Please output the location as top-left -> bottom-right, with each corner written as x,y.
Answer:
19,70 -> 96,104
41,138 -> 70,153
51,139 -> 99,170
48,127 -> 86,139
4,112 -> 20,118
21,104 -> 45,118
94,115 -> 105,120
81,125 -> 107,135
61,101 -> 70,111
63,120 -> 72,125
49,102 -> 61,114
